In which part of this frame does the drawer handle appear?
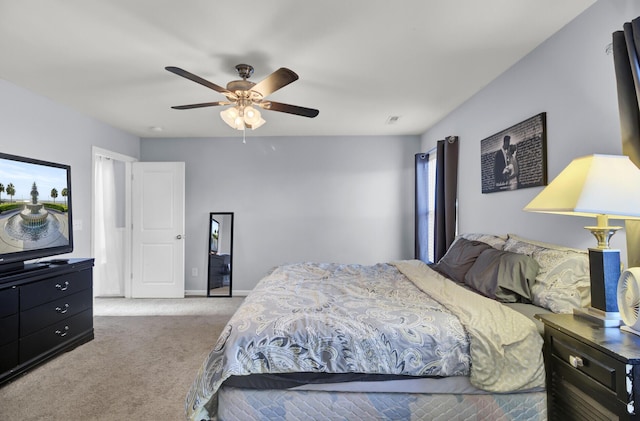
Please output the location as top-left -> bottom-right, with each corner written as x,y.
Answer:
569,355 -> 584,368
55,304 -> 70,314
55,281 -> 69,291
55,326 -> 69,337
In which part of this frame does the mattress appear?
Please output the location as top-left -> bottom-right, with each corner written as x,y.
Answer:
217,387 -> 547,421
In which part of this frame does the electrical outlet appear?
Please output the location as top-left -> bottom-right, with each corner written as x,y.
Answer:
191,268 -> 198,277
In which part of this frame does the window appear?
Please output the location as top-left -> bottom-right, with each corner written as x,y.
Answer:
415,151 -> 437,263
426,152 -> 437,263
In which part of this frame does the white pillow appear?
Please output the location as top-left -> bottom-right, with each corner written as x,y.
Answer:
503,234 -> 590,313
460,233 -> 506,250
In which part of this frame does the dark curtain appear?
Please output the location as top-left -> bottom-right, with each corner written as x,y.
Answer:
434,136 -> 459,262
613,17 -> 640,267
414,153 -> 430,261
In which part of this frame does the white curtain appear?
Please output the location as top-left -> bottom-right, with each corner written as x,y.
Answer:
94,156 -> 123,296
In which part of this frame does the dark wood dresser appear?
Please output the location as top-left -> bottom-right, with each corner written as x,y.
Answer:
537,313 -> 640,420
208,253 -> 230,289
0,258 -> 94,386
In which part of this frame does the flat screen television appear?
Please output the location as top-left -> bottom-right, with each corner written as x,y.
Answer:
0,152 -> 73,274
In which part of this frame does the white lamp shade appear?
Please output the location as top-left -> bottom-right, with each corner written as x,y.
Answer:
247,117 -> 266,130
220,107 -> 245,130
243,106 -> 261,125
524,154 -> 640,220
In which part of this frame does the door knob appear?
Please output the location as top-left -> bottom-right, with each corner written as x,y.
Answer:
176,235 -> 182,239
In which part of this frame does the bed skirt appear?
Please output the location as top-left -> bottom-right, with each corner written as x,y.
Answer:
217,386 -> 547,421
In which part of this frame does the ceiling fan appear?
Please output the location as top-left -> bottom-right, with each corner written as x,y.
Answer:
165,64 -> 319,130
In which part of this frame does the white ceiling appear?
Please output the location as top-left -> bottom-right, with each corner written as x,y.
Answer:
0,0 -> 597,138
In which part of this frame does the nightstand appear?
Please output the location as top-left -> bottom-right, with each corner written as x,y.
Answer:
537,313 -> 640,420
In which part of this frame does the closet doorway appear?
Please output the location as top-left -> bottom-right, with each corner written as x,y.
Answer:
92,146 -> 137,297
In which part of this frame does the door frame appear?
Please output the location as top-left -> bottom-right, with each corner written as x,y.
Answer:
91,146 -> 137,298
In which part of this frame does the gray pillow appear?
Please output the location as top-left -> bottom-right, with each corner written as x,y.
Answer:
463,248 -> 539,303
431,237 -> 492,283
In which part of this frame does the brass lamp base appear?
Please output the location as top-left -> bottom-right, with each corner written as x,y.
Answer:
584,226 -> 622,249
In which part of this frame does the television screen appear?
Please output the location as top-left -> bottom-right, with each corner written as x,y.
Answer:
0,152 -> 73,272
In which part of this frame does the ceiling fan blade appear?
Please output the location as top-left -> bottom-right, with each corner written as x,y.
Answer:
171,101 -> 228,110
251,68 -> 299,98
165,66 -> 232,95
263,101 -> 319,118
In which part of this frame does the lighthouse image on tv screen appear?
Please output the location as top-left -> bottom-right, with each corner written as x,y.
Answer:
0,154 -> 72,261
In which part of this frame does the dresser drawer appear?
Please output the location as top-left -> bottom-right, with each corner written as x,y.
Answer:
20,269 -> 92,310
20,288 -> 93,336
0,340 -> 18,374
0,287 -> 18,318
549,329 -> 620,393
549,364 -> 620,420
19,309 -> 93,363
0,313 -> 19,346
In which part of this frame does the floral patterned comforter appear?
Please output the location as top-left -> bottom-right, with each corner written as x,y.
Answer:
185,260 -> 544,421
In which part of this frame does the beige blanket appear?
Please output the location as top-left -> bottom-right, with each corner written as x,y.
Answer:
392,259 -> 545,392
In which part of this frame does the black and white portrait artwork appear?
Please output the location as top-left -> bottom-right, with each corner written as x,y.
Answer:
480,113 -> 547,194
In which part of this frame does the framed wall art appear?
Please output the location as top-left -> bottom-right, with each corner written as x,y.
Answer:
480,112 -> 547,194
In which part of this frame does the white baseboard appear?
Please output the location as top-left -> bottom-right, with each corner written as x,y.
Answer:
232,290 -> 251,296
185,290 -> 207,297
185,289 -> 251,297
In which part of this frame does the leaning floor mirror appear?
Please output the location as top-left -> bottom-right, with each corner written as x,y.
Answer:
207,212 -> 234,297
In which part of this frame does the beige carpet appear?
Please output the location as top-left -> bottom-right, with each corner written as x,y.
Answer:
93,296 -> 245,316
0,297 -> 243,421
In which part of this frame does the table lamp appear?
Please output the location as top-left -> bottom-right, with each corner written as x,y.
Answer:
524,154 -> 640,326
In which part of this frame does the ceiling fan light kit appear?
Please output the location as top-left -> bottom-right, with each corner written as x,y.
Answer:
166,64 -> 318,132
220,106 -> 265,130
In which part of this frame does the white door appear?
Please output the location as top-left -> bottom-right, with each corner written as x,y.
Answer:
131,162 -> 185,298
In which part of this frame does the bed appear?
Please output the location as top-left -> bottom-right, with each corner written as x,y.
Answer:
185,233 -> 591,421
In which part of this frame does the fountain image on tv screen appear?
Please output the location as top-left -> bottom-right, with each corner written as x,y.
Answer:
0,157 -> 71,255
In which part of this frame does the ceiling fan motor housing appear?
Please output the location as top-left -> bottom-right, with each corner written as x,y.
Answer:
226,80 -> 256,94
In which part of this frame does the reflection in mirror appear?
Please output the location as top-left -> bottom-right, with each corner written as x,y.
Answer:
208,212 -> 233,297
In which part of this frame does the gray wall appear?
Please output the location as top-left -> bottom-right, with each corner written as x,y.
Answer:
422,0 -> 640,266
0,79 -> 140,260
4,0 -> 637,293
141,135 -> 419,292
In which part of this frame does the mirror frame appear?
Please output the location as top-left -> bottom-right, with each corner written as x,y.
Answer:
207,212 -> 234,297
